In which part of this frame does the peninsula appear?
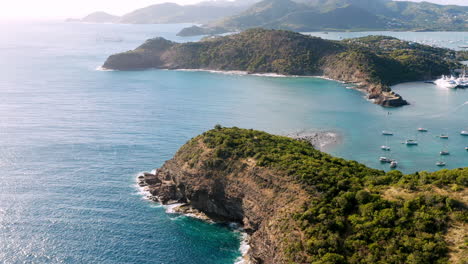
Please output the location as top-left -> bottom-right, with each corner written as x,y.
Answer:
138,126 -> 467,264
103,29 -> 459,107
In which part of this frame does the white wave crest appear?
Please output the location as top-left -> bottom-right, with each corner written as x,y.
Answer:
95,66 -> 115,71
234,231 -> 251,264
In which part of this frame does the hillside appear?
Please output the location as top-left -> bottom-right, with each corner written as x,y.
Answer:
178,0 -> 468,36
67,11 -> 119,23
138,126 -> 468,263
67,0 -> 254,25
102,29 -> 459,107
118,2 -> 249,24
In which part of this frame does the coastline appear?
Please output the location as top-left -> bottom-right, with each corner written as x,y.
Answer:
99,66 -> 392,106
96,66 -> 409,107
135,172 -> 252,264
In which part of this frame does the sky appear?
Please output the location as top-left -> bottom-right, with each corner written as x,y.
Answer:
0,0 -> 467,19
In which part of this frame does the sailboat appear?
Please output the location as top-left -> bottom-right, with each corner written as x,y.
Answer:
382,112 -> 393,136
405,139 -> 418,145
381,145 -> 391,151
380,157 -> 391,163
381,130 -> 391,151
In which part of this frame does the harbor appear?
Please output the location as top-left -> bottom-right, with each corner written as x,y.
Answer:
379,127 -> 468,169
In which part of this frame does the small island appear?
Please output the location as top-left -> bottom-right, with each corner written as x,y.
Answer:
103,29 -> 460,107
138,126 -> 467,263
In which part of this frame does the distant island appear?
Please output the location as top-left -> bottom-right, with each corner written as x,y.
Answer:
177,0 -> 468,36
66,0 -> 255,24
138,126 -> 467,263
102,29 -> 461,107
66,0 -> 468,36
65,11 -> 119,23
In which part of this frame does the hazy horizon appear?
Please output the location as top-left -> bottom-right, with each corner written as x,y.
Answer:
0,0 -> 467,19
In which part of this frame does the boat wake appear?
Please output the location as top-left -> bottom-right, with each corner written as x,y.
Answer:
427,101 -> 468,118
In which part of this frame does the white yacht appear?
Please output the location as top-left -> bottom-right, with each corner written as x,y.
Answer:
382,131 -> 393,136
417,128 -> 428,132
390,160 -> 398,168
405,139 -> 418,145
439,134 -> 449,139
461,130 -> 468,136
434,75 -> 458,89
380,157 -> 391,163
455,69 -> 468,88
381,145 -> 391,151
440,150 -> 450,155
436,161 -> 446,167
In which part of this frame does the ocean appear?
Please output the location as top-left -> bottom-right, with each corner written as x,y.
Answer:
0,21 -> 466,263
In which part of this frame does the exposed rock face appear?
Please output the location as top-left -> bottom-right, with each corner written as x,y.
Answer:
373,91 -> 408,107
137,140 -> 310,263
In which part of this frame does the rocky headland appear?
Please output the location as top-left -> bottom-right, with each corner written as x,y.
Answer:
135,127 -> 467,264
103,29 -> 460,107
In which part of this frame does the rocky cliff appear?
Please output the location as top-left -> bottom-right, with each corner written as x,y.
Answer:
138,141 -> 309,263
103,29 -> 460,107
137,127 -> 467,264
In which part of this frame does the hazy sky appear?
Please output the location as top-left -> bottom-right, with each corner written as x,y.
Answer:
1,0 -> 467,19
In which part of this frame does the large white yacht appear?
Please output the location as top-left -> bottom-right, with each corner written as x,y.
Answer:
434,75 -> 458,89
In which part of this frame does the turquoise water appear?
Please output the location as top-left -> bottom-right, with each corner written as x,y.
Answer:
0,21 -> 467,263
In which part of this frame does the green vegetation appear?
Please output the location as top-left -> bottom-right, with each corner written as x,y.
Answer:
200,0 -> 468,34
192,126 -> 467,264
340,35 -> 459,85
104,29 -> 461,106
176,26 -> 230,37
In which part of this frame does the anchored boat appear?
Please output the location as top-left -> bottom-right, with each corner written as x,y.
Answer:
381,145 -> 391,151
379,157 -> 391,163
434,75 -> 458,89
405,139 -> 418,145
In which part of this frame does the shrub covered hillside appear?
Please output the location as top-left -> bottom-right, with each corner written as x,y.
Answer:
103,29 -> 460,107
178,127 -> 467,263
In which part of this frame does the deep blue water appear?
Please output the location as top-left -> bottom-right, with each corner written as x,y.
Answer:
0,21 -> 467,263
